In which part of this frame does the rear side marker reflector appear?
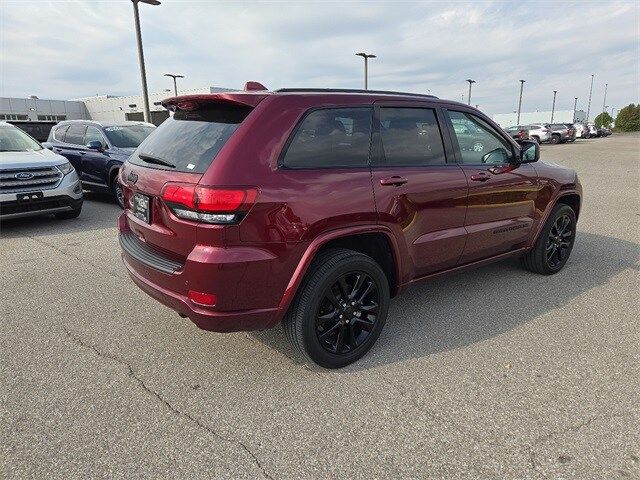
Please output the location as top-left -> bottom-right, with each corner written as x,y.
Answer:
188,290 -> 217,306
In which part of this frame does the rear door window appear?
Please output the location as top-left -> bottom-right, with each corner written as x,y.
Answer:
54,125 -> 69,142
128,105 -> 251,173
378,107 -> 447,166
281,108 -> 372,168
65,125 -> 87,145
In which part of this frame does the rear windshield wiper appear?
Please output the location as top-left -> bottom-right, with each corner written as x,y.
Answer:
138,153 -> 176,168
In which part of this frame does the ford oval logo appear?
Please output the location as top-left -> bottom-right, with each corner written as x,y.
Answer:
15,172 -> 34,180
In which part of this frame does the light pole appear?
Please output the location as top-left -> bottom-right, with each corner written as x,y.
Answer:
132,0 -> 160,123
164,73 -> 184,97
517,79 -> 525,125
550,90 -> 557,123
466,79 -> 475,106
573,97 -> 578,122
355,52 -> 376,90
602,83 -> 608,117
586,74 -> 594,123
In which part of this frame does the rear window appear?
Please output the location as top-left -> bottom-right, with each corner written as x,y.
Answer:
128,105 -> 251,173
104,124 -> 155,148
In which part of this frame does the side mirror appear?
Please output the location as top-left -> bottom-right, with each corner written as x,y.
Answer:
86,140 -> 104,151
42,142 -> 53,150
481,148 -> 510,164
518,140 -> 539,163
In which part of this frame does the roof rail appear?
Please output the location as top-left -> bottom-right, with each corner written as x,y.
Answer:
275,88 -> 437,99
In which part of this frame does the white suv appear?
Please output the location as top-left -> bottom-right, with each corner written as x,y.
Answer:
0,122 -> 83,220
525,124 -> 552,143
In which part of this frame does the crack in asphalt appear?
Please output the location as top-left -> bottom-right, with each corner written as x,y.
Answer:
525,412 -> 629,470
61,326 -> 275,480
16,232 -> 126,281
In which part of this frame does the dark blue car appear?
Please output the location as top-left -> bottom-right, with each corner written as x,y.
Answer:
44,120 -> 155,208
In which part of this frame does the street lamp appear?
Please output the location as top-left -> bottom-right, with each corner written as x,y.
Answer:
355,52 -> 376,90
602,83 -> 608,117
573,97 -> 578,122
131,0 -> 161,123
164,73 -> 184,97
466,79 -> 475,106
517,80 -> 525,125
586,74 -> 594,123
550,90 -> 558,123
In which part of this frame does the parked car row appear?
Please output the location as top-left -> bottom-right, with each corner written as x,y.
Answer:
0,120 -> 155,220
504,121 -> 612,144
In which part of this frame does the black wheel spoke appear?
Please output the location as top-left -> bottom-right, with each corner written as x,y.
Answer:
315,270 -> 380,356
334,326 -> 345,353
350,274 -> 365,299
318,322 -> 341,340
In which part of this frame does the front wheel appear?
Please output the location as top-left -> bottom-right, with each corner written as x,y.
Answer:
521,204 -> 576,274
284,248 -> 390,368
550,134 -> 561,145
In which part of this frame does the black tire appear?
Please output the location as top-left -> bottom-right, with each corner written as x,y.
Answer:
550,134 -> 561,145
111,173 -> 125,209
522,204 -> 576,275
283,248 -> 390,368
531,135 -> 540,144
55,205 -> 82,220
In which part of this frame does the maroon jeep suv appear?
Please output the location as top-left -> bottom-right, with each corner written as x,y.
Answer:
118,85 -> 582,368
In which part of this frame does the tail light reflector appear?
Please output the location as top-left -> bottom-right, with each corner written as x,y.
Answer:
161,183 -> 258,224
188,290 -> 217,306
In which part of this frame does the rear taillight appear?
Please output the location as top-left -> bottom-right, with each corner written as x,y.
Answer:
161,183 -> 258,224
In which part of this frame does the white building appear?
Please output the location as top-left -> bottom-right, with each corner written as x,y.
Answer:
76,86 -> 233,124
0,96 -> 88,122
493,109 -> 586,127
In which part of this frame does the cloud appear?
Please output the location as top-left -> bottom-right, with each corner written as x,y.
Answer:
0,0 -> 637,116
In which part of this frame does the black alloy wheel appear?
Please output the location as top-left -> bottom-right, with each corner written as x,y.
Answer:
546,213 -> 573,269
315,271 -> 380,354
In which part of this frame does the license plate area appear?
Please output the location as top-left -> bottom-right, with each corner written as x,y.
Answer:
16,192 -> 44,202
133,193 -> 151,223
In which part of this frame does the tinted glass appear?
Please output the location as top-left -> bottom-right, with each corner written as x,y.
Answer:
379,108 -> 446,166
65,125 -> 87,145
84,126 -> 106,147
448,110 -> 514,165
283,108 -> 372,168
128,105 -> 251,173
53,125 -> 68,142
550,124 -> 565,129
0,126 -> 42,151
104,124 -> 155,148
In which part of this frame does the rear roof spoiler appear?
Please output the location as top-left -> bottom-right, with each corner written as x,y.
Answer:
162,92 -> 270,111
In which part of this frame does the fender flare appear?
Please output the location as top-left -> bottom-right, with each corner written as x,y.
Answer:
271,224 -> 403,325
528,189 -> 581,248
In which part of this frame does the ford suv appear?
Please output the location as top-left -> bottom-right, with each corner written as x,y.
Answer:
1,122 -> 83,220
45,120 -> 155,208
118,85 -> 582,368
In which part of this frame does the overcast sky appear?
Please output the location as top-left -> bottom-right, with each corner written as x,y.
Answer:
1,0 -> 638,116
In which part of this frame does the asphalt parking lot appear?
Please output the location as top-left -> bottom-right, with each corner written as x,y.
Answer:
1,134 -> 639,479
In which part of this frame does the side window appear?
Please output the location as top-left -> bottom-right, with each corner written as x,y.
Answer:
65,125 -> 87,146
85,126 -> 106,148
447,111 -> 514,165
378,108 -> 446,166
54,125 -> 69,142
282,108 -> 372,168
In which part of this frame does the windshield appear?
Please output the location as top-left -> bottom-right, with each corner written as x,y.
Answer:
103,125 -> 155,148
128,105 -> 252,173
0,126 -> 43,152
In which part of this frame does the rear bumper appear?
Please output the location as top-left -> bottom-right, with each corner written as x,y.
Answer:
122,255 -> 279,332
118,213 -> 285,333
